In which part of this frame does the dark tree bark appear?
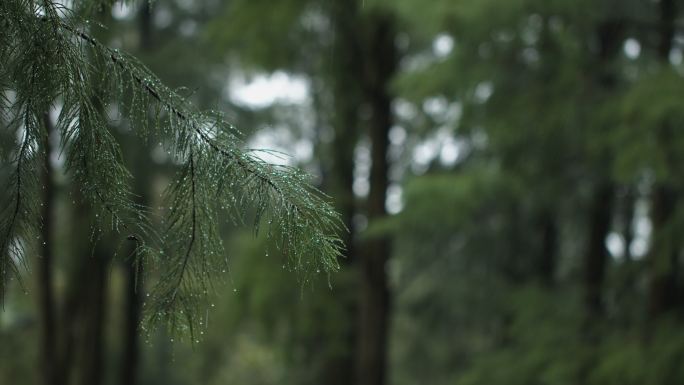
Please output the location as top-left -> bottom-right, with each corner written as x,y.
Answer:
78,248 -> 109,385
583,182 -> 615,318
67,15 -> 113,384
357,12 -> 397,385
138,1 -> 152,50
581,18 -> 622,321
118,6 -> 153,385
648,184 -> 679,316
648,0 -> 680,318
120,247 -> 144,385
312,2 -> 365,384
39,112 -> 60,385
56,210 -> 110,385
329,0 -> 364,261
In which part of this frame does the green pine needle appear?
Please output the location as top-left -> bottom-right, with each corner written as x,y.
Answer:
0,0 -> 343,338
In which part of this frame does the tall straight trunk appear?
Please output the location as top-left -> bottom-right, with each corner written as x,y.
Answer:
329,0 -> 363,259
39,112 -> 60,385
77,247 -> 109,385
648,0 -> 679,318
581,19 -> 622,321
649,184 -> 679,316
314,1 -> 365,384
60,207 -> 110,385
358,12 -> 397,385
74,11 -> 113,385
119,5 -> 153,385
583,182 -> 615,318
120,247 -> 144,385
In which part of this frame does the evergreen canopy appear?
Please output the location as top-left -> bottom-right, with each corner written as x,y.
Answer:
0,0 -> 343,336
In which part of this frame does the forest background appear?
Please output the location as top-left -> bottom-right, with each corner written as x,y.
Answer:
2,1 -> 684,385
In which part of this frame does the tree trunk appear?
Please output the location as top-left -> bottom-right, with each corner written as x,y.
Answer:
329,0 -> 363,260
648,0 -> 680,318
39,112 -> 60,385
119,5 -> 153,385
583,182 -> 615,318
58,208 -> 110,385
77,248 -> 108,385
73,11 -> 114,384
648,184 -> 679,316
120,251 -> 144,385
312,1 -> 365,384
581,18 -> 622,321
357,12 -> 397,385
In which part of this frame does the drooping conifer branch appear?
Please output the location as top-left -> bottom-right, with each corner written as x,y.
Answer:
0,0 -> 344,337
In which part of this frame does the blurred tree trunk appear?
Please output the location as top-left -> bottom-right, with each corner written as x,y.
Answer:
54,196 -> 110,385
318,1 -> 364,384
583,181 -> 615,318
120,254 -> 143,385
357,11 -> 397,385
76,247 -> 109,385
649,183 -> 679,316
38,112 -> 60,385
67,12 -> 113,384
329,0 -> 363,259
118,5 -> 153,385
648,0 -> 680,318
582,20 -> 622,320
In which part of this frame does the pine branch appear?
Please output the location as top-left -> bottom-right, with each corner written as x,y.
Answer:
61,21 -> 309,206
0,123 -> 29,301
172,148 -> 197,303
1,1 -> 344,337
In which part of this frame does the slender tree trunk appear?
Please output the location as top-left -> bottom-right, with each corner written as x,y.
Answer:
648,0 -> 680,318
120,252 -> 144,385
316,1 -> 365,384
329,0 -> 363,260
119,5 -> 153,385
649,184 -> 679,316
358,12 -> 397,385
59,211 -> 110,385
73,11 -> 113,384
78,248 -> 108,385
581,18 -> 622,321
39,112 -> 60,385
583,182 -> 615,318
138,1 -> 152,50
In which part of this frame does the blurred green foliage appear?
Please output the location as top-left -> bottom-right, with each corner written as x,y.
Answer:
4,0 -> 684,384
